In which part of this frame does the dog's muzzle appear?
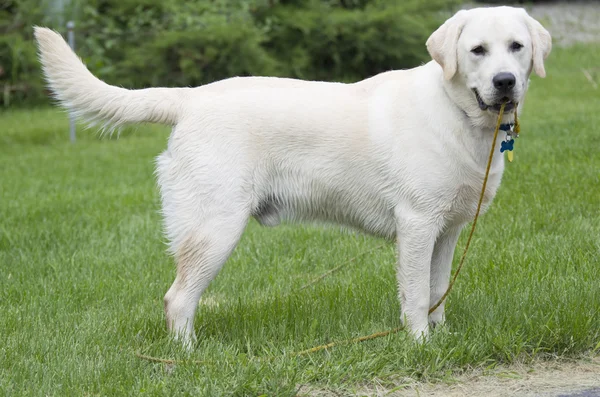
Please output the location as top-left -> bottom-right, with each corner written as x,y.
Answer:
473,88 -> 516,112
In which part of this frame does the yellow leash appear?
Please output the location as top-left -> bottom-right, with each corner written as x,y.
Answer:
428,102 -> 509,314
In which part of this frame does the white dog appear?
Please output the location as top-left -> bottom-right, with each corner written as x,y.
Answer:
34,6 -> 551,345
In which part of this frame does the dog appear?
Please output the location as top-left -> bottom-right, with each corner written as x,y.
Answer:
34,6 -> 551,346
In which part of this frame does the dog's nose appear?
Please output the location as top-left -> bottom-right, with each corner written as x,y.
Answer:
493,72 -> 516,93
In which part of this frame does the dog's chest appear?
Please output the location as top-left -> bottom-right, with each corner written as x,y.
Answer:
444,172 -> 502,225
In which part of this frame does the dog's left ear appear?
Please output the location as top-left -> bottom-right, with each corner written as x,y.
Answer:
523,11 -> 552,78
426,10 -> 468,81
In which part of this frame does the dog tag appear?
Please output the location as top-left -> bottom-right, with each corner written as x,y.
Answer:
499,128 -> 516,163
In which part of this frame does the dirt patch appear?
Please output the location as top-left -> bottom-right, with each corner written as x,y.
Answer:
296,356 -> 600,397
387,355 -> 600,397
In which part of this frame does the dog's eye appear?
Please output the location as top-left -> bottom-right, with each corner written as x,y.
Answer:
510,42 -> 523,52
471,45 -> 486,56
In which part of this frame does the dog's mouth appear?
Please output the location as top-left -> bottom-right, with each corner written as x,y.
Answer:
473,89 -> 515,113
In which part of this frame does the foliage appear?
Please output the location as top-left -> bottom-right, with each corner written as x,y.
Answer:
255,0 -> 448,82
0,0 -> 458,106
0,0 -> 51,106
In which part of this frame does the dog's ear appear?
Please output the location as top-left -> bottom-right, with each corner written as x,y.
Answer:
426,10 -> 468,81
523,12 -> 552,78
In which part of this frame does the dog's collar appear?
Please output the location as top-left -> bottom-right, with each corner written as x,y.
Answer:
499,123 -> 514,132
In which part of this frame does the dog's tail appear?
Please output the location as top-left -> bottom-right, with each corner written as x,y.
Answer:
34,27 -> 186,129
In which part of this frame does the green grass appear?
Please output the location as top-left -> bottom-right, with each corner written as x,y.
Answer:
1,44 -> 599,396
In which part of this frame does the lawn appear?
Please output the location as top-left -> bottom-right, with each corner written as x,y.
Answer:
1,43 -> 599,396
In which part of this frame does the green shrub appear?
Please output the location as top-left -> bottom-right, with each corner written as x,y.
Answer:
0,0 -> 460,107
259,0 -> 455,82
0,0 -> 51,107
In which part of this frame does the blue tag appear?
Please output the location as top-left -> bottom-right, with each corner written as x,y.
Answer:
500,139 -> 514,153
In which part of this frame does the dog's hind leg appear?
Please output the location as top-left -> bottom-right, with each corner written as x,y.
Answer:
156,150 -> 251,347
163,216 -> 247,347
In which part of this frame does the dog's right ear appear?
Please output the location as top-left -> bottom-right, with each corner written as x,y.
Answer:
426,10 -> 468,81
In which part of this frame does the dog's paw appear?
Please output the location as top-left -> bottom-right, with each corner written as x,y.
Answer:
428,300 -> 446,329
428,311 -> 446,330
404,322 -> 430,342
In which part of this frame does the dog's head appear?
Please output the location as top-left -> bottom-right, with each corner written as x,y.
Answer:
426,7 -> 551,121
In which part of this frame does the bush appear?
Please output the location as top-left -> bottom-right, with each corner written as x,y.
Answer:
0,0 -> 460,107
259,0 -> 454,82
0,0 -> 51,106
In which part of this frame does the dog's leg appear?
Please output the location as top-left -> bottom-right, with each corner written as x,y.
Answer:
156,146 -> 252,347
163,217 -> 247,347
428,225 -> 463,328
395,216 -> 439,340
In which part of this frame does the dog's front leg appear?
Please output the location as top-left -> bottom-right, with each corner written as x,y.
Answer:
429,225 -> 463,328
395,215 -> 439,340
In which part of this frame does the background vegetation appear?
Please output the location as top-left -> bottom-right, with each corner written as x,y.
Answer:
0,0 -> 458,107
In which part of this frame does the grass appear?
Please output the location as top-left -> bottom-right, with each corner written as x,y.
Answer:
1,43 -> 599,396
